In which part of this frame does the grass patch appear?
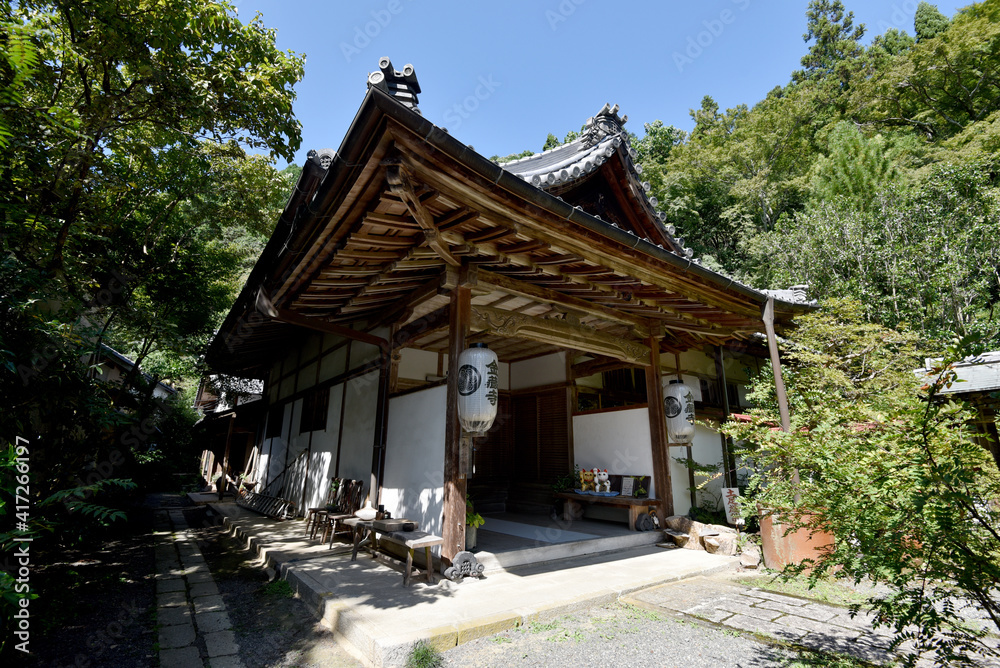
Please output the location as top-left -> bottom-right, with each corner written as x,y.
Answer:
734,572 -> 871,608
617,602 -> 668,622
527,620 -> 560,634
260,579 -> 294,598
406,641 -> 443,668
547,629 -> 586,643
781,649 -> 872,667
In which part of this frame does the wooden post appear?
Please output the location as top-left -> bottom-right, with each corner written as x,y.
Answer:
443,281 -> 472,562
370,351 -> 390,508
671,353 -> 697,512
645,333 -> 673,523
762,297 -> 799,501
219,414 -> 235,500
714,345 -> 737,488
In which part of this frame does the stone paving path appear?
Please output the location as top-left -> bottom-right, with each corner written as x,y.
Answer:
153,507 -> 244,668
624,576 -> 1000,667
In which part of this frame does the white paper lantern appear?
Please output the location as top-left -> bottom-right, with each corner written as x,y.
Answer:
664,379 -> 695,444
456,343 -> 499,435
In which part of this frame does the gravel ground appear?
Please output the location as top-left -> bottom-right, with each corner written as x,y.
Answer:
441,602 -> 814,668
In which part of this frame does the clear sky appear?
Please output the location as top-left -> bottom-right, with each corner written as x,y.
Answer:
234,0 -> 967,165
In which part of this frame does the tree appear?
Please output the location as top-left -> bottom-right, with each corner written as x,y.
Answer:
648,88 -> 815,277
809,120 -> 900,210
754,161 -> 1000,339
727,302 -> 1000,667
0,0 -> 303,499
543,133 -> 560,151
795,0 -> 866,84
914,1 -> 950,42
859,2 -> 1000,139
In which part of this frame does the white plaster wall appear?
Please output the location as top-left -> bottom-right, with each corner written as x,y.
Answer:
382,385 -> 446,543
349,326 -> 387,368
337,371 -> 379,500
572,407 -> 653,523
692,424 -> 726,510
571,405 -> 727,519
302,332 -> 321,362
302,384 -> 345,511
398,348 -> 440,382
668,422 -> 727,517
297,361 -> 318,389
319,346 -> 348,383
397,349 -> 510,390
510,351 -> 565,390
285,398 -> 310,502
572,408 -> 655,497
264,403 -> 291,485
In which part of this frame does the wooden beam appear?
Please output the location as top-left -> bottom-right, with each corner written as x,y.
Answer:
645,336 -> 672,523
442,285 -> 471,562
390,141 -> 768,320
392,305 -> 451,349
478,269 -> 649,336
387,166 -> 461,267
571,356 -> 642,380
470,305 -> 649,365
270,306 -> 388,352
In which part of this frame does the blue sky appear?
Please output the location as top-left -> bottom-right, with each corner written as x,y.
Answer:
235,1 -> 967,165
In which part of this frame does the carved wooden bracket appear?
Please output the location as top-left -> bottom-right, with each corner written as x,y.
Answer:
386,165 -> 460,267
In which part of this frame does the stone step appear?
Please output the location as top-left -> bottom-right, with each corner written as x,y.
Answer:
475,530 -> 664,574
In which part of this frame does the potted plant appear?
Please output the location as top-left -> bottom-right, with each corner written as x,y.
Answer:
551,465 -> 580,517
465,496 -> 485,550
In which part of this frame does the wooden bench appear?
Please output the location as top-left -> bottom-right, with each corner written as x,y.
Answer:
347,519 -> 443,587
235,489 -> 297,520
555,492 -> 661,531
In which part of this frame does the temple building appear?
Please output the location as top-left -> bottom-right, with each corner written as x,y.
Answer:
202,58 -> 812,564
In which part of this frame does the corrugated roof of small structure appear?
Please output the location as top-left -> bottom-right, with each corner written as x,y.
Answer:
917,351 -> 1000,394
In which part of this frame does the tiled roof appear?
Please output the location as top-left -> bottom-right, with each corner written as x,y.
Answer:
761,285 -> 817,306
499,103 -> 693,260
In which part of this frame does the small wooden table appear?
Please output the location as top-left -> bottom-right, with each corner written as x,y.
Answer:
555,492 -> 661,531
347,519 -> 443,586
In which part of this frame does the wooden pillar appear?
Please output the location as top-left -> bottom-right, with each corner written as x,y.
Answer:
762,297 -> 799,500
761,298 -> 791,433
645,333 -> 673,524
442,282 -> 472,562
370,350 -> 390,507
219,414 -> 235,500
714,345 -> 737,488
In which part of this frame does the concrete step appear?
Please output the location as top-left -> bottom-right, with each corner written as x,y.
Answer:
475,530 -> 665,573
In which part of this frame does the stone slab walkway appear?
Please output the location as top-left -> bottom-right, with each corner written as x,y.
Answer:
153,508 -> 244,668
623,576 -> 1000,667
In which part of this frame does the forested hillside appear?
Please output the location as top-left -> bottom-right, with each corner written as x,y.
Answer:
552,0 -> 1000,345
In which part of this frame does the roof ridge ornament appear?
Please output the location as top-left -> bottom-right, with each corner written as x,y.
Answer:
368,57 -> 421,114
581,103 -> 628,147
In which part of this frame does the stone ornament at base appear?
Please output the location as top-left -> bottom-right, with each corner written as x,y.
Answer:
443,551 -> 486,582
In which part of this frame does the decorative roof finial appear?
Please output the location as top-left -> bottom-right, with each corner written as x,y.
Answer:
580,103 -> 628,147
367,57 -> 421,114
